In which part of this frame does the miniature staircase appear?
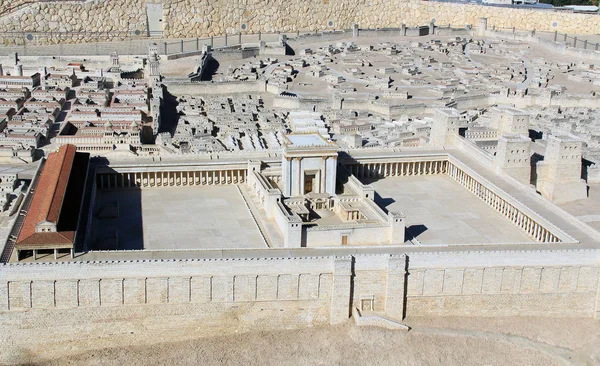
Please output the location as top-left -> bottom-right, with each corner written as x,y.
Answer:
236,184 -> 271,248
352,307 -> 410,331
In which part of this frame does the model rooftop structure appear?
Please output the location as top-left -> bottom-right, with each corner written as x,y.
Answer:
284,133 -> 332,148
15,144 -> 89,260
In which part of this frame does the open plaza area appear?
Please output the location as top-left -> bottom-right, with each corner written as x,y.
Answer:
368,175 -> 532,244
91,185 -> 267,251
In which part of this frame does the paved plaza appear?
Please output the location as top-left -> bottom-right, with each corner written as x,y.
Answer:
559,183 -> 600,234
91,185 -> 267,250
368,175 -> 532,244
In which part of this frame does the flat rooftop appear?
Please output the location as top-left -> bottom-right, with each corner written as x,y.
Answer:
285,133 -> 329,147
90,185 -> 267,251
368,175 -> 532,244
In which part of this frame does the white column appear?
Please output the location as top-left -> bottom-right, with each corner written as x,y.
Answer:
321,157 -> 327,193
298,158 -> 303,195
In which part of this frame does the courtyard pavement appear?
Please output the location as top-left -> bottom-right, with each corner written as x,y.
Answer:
368,175 -> 532,244
91,185 -> 267,251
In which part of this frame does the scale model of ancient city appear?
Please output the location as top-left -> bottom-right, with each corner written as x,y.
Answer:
2,2 -> 600,361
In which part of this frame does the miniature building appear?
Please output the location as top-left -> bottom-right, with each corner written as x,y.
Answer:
148,43 -> 161,87
536,134 -> 587,203
492,107 -> 530,135
281,133 -> 338,197
244,133 -> 406,248
429,108 -> 460,146
0,73 -> 41,89
0,173 -> 17,193
494,134 -> 531,185
14,145 -> 90,260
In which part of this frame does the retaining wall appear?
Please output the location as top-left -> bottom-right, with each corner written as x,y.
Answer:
407,249 -> 600,317
2,0 -> 600,46
1,250 -> 599,325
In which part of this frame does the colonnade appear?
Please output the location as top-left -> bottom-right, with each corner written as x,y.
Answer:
446,162 -> 560,243
74,146 -> 113,152
97,169 -> 247,189
347,160 -> 448,179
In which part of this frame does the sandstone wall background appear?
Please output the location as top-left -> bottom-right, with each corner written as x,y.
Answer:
0,0 -> 599,43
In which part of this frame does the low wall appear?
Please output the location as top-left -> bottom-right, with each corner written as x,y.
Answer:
455,136 -> 494,169
163,80 -> 266,96
305,223 -> 391,247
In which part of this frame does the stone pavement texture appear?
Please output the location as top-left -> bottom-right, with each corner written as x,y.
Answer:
91,185 -> 267,251
559,183 -> 600,233
369,175 -> 532,244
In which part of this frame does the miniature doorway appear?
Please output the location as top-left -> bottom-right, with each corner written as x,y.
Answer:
304,172 -> 315,194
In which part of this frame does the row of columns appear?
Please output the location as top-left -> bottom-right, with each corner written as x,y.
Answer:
446,163 -> 559,243
98,170 -> 247,189
17,248 -> 74,262
349,160 -> 447,179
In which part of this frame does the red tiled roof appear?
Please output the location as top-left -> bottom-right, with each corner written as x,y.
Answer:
16,231 -> 74,246
16,144 -> 77,246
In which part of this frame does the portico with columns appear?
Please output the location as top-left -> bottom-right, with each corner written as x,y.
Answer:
281,133 -> 338,197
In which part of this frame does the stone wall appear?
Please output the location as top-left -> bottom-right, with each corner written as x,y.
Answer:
406,249 -> 600,317
0,256 -> 340,325
0,0 -> 146,36
1,250 -> 599,326
164,80 -> 266,96
1,0 -> 600,45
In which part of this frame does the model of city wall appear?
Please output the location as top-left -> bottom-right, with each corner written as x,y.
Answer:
2,0 -> 600,44
1,250 -> 599,332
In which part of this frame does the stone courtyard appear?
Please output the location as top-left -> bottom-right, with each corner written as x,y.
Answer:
91,185 -> 267,250
368,175 -> 532,244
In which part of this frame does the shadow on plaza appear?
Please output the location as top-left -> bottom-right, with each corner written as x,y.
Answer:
373,191 -> 429,242
374,191 -> 395,212
87,165 -> 145,251
200,58 -> 220,81
405,224 -> 428,242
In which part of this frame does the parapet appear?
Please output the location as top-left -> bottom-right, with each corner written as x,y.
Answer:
498,134 -> 530,143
